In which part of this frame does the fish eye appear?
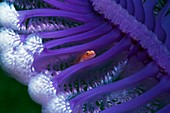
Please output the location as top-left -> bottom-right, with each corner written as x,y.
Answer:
86,52 -> 89,55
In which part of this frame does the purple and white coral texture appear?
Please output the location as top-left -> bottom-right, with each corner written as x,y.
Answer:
0,0 -> 170,113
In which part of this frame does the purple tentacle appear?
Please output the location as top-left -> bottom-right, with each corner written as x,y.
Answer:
154,0 -> 170,42
64,0 -> 90,6
19,8 -> 96,23
133,0 -> 145,23
42,0 -> 92,14
163,14 -> 170,50
70,62 -> 159,112
143,0 -> 158,30
44,22 -> 112,49
53,37 -> 131,90
127,44 -> 140,59
38,18 -> 102,39
115,0 -> 120,4
119,0 -> 126,8
100,76 -> 170,113
33,28 -> 122,71
91,0 -> 170,74
36,28 -> 122,57
126,0 -> 135,15
156,103 -> 170,113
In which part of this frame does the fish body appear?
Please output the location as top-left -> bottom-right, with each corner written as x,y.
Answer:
76,50 -> 96,63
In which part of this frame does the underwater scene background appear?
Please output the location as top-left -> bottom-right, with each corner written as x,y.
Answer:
0,0 -> 170,113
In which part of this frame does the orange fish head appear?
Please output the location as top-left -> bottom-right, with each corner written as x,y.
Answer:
79,50 -> 96,62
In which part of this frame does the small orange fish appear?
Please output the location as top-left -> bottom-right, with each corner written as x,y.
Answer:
76,50 -> 96,63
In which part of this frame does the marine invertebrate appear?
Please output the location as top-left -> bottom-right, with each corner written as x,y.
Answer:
0,0 -> 170,113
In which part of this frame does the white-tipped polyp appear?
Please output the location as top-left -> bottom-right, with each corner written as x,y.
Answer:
0,47 -> 35,85
0,2 -> 20,30
0,28 -> 21,52
28,70 -> 57,105
42,94 -> 72,113
24,34 -> 43,54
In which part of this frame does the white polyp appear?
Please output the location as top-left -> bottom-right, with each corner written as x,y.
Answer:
24,35 -> 43,54
28,70 -> 57,105
0,2 -> 20,30
42,94 -> 72,113
0,33 -> 43,85
0,28 -> 21,52
0,47 -> 35,85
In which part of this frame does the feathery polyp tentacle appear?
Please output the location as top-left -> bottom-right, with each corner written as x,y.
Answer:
100,76 -> 170,113
126,0 -> 135,15
70,62 -> 159,112
53,36 -> 130,90
44,22 -> 112,49
38,18 -> 103,39
42,0 -> 92,14
154,0 -> 170,43
18,9 -> 96,24
143,0 -> 159,30
0,2 -> 19,29
163,14 -> 170,50
91,0 -> 170,74
119,0 -> 126,8
37,28 -> 122,57
64,0 -> 90,6
156,103 -> 170,113
32,28 -> 122,71
133,0 -> 145,22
